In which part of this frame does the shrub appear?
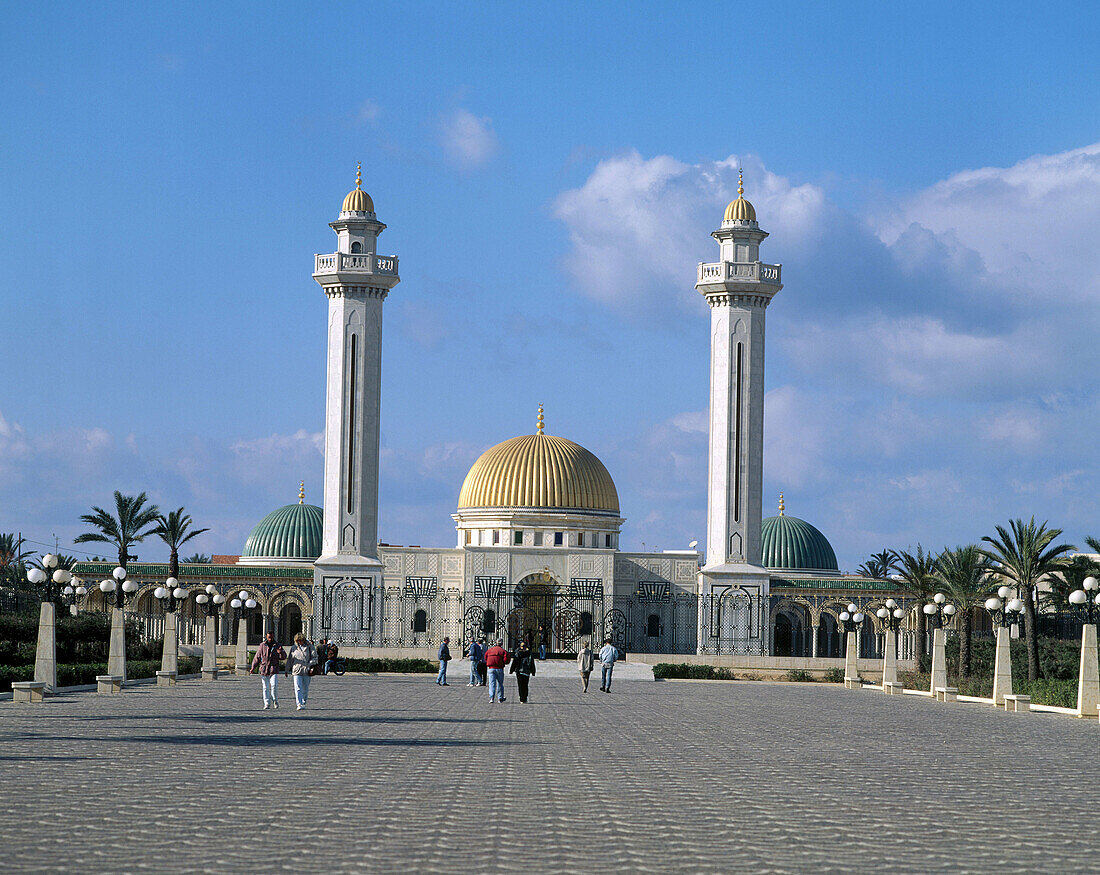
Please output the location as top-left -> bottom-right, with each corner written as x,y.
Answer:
822,667 -> 845,684
343,657 -> 437,674
785,669 -> 815,683
1,656 -> 205,692
740,673 -> 763,682
0,664 -> 35,692
651,663 -> 737,681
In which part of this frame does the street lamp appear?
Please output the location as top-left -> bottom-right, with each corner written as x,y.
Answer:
98,566 -> 137,609
61,575 -> 88,615
923,592 -> 957,629
230,590 -> 258,671
876,598 -> 905,632
839,602 -> 865,687
1068,576 -> 1100,625
153,577 -> 189,613
876,598 -> 906,691
985,585 -> 1024,707
27,554 -> 74,604
924,592 -> 956,695
194,584 -> 226,616
195,585 -> 225,680
984,586 -> 1024,628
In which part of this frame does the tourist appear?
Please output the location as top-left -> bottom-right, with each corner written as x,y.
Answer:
509,640 -> 537,703
436,636 -> 451,685
249,631 -> 286,710
285,632 -> 318,710
323,639 -> 339,675
484,638 -> 509,702
477,636 -> 488,685
466,636 -> 484,686
537,623 -> 547,660
598,637 -> 618,692
577,640 -> 594,692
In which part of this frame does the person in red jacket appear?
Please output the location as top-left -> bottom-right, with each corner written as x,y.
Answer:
483,638 -> 510,703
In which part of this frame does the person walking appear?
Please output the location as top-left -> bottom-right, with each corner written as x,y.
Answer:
510,640 -> 537,703
466,637 -> 484,686
598,637 -> 618,692
285,632 -> 318,710
477,636 -> 488,686
577,640 -> 594,692
537,623 -> 548,660
250,631 -> 286,710
436,636 -> 452,685
484,638 -> 510,703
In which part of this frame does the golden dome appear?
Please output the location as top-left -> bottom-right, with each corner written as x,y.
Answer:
458,416 -> 619,514
723,167 -> 756,222
342,163 -> 374,213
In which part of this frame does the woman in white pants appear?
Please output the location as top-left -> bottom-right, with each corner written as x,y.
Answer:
286,633 -> 318,710
250,631 -> 285,710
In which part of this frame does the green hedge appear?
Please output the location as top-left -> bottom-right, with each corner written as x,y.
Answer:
652,663 -> 739,681
0,611 -> 166,667
898,670 -> 1078,707
1,656 -> 202,692
343,657 -> 437,674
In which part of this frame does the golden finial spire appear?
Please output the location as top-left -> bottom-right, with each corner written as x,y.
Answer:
738,166 -> 744,198
778,492 -> 785,516
299,481 -> 305,504
355,162 -> 362,189
536,404 -> 545,434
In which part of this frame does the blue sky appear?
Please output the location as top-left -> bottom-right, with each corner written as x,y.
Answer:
2,3 -> 1098,568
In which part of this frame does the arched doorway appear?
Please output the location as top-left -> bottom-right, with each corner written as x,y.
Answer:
278,602 -> 302,643
818,613 -> 841,658
773,604 -> 810,657
512,572 -> 559,652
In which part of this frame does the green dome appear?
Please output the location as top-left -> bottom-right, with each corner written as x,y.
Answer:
242,503 -> 323,561
761,514 -> 838,572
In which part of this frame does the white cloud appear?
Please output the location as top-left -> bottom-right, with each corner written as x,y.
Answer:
358,99 -> 381,124
439,108 -> 498,169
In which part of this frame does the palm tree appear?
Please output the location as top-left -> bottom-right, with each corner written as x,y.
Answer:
896,545 -> 939,668
857,549 -> 900,579
935,544 -> 993,679
0,533 -> 33,587
151,509 -> 210,579
1042,554 -> 1099,613
981,517 -> 1075,681
182,553 -> 211,564
74,491 -> 161,570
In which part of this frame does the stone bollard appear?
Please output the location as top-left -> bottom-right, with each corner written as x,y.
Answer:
161,612 -> 179,676
34,601 -> 58,695
843,628 -> 859,687
881,628 -> 898,691
96,675 -> 124,694
992,624 -> 1013,707
201,614 -> 218,680
156,670 -> 178,686
929,628 -> 947,695
12,681 -> 47,703
107,607 -> 127,683
235,616 -> 249,673
1076,623 -> 1099,718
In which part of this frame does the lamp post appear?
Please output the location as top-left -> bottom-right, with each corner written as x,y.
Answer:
923,592 -> 956,694
984,586 -> 1023,706
839,602 -> 864,688
876,598 -> 905,690
153,578 -> 189,681
1068,576 -> 1100,718
61,575 -> 88,616
26,554 -> 69,695
195,585 -> 225,680
230,590 -> 258,672
97,566 -> 137,683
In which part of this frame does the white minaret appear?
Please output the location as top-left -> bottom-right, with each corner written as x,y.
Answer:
695,171 -> 781,651
312,166 -> 400,608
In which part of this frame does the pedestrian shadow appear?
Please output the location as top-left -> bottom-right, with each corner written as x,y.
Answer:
2,733 -> 533,749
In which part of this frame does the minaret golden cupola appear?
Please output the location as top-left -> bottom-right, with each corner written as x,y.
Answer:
723,167 -> 757,223
341,162 -> 375,214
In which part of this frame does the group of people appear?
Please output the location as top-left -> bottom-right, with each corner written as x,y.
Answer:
248,631 -> 340,711
437,635 -> 622,703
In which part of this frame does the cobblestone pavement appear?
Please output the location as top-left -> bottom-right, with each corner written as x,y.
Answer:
2,671 -> 1098,873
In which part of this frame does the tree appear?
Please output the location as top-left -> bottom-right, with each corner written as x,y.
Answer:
981,517 -> 1075,681
74,491 -> 161,570
0,533 -> 33,587
935,545 -> 993,679
1042,554 -> 1100,613
857,549 -> 900,579
896,545 -> 939,669
151,508 -> 210,579
182,553 -> 211,564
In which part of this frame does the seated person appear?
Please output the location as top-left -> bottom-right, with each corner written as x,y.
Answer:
323,641 -> 339,675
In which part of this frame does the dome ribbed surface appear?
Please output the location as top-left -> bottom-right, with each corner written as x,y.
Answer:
341,187 -> 374,213
723,196 -> 757,222
761,514 -> 838,571
242,503 -> 323,560
458,433 -> 619,514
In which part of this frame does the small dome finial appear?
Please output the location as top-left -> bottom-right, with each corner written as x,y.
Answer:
299,481 -> 305,504
738,166 -> 744,198
536,404 -> 545,434
778,492 -> 785,516
355,162 -> 362,189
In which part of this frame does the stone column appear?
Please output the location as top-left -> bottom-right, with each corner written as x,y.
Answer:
235,616 -> 249,671
929,628 -> 947,693
34,601 -> 57,694
107,606 -> 127,682
992,624 -> 1013,707
201,614 -> 218,680
1075,623 -> 1099,718
844,628 -> 858,682
161,611 -> 179,674
882,628 -> 898,689
811,624 -> 819,658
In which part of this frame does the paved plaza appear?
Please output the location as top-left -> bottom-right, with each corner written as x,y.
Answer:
2,669 -> 1098,873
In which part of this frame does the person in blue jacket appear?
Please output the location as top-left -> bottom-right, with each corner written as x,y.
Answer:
436,636 -> 451,685
466,637 -> 483,686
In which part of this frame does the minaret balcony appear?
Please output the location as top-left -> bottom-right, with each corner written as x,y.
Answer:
697,260 -> 781,284
314,252 -> 399,277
